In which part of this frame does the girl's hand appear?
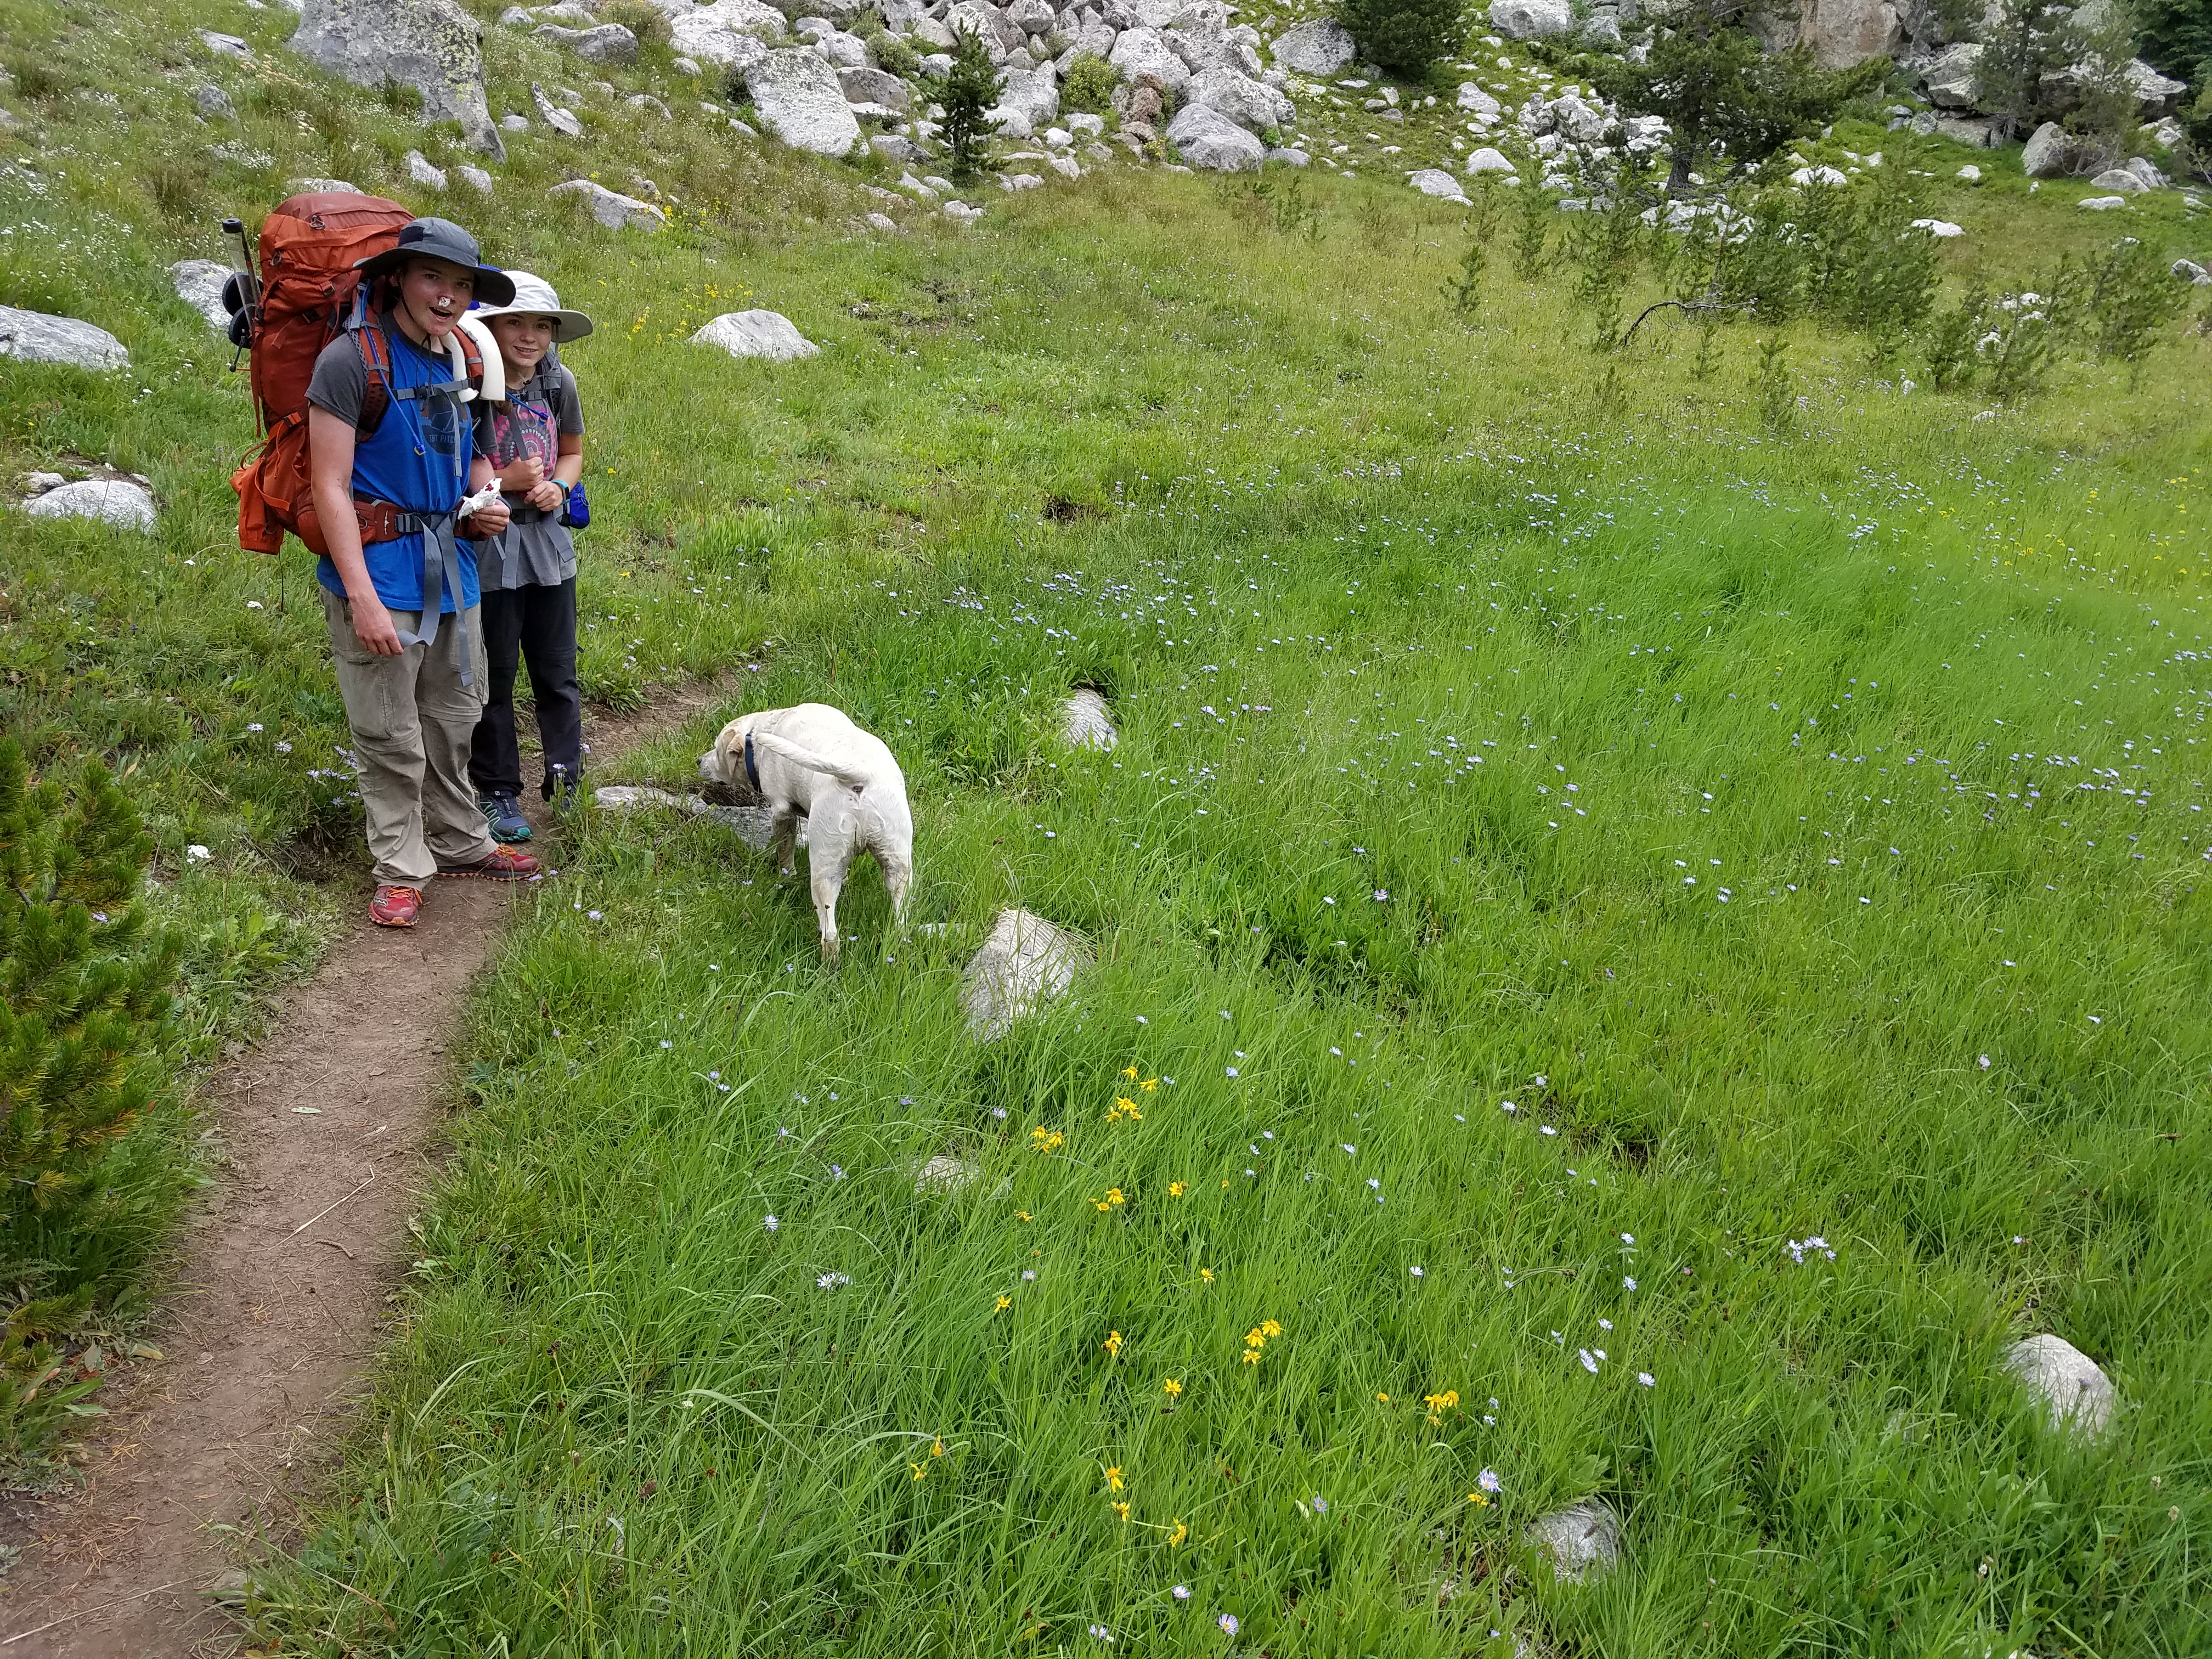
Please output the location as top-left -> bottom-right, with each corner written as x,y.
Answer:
499,454 -> 545,494
528,479 -> 565,513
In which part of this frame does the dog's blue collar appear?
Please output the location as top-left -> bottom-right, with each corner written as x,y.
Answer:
743,730 -> 760,792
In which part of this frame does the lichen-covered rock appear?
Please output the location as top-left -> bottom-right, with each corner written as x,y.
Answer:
2020,120 -> 2073,178
2002,1334 -> 2116,1440
962,909 -> 1092,1041
1464,145 -> 1516,176
405,149 -> 449,189
535,21 -> 640,62
170,259 -> 234,330
1166,99 -> 1261,169
1060,689 -> 1117,751
1109,25 -> 1190,93
548,178 -> 668,229
1526,1498 -> 1621,1583
1269,16 -> 1352,74
1488,0 -> 1571,39
743,48 -> 861,154
1407,167 -> 1468,202
0,306 -> 129,370
1184,64 -> 1290,132
292,0 -> 505,157
693,309 -> 820,360
668,0 -> 784,66
1921,40 -> 1981,109
838,66 -> 910,109
21,478 -> 157,532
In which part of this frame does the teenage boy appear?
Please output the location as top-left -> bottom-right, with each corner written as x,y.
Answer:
306,217 -> 540,929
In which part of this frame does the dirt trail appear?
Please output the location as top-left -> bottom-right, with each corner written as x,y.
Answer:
0,687 -> 720,1657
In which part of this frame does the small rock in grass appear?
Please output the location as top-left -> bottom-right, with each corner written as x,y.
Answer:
865,210 -> 900,232
405,149 -> 448,190
962,908 -> 1092,1041
455,164 -> 494,192
21,479 -> 157,532
1909,217 -> 1962,237
194,83 -> 236,120
692,311 -> 819,360
25,472 -> 66,495
535,21 -> 639,64
532,82 -> 584,136
1407,167 -> 1468,202
672,54 -> 703,75
2174,258 -> 2210,284
171,259 -> 234,330
1060,688 -> 1116,751
0,306 -> 129,370
912,1153 -> 982,1195
625,92 -> 673,119
2089,167 -> 2148,194
1955,163 -> 1981,183
1525,1497 -> 1621,1583
289,176 -> 363,194
199,29 -> 253,57
2001,1334 -> 2115,1440
2078,195 -> 2128,211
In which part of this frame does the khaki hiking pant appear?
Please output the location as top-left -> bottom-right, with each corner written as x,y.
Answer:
321,588 -> 500,889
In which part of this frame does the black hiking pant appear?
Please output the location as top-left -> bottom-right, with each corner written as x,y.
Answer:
469,578 -> 583,802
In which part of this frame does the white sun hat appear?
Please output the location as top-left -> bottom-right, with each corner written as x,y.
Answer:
469,269 -> 595,342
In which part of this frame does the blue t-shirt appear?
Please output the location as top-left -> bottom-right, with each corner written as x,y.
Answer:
304,321 -> 480,614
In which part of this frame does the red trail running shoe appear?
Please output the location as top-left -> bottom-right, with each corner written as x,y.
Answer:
437,845 -> 541,881
370,884 -> 422,928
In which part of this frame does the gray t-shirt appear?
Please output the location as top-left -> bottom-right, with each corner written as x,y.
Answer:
469,360 -> 586,592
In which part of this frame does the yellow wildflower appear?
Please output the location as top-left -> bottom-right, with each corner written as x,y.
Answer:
995,1295 -> 1012,1313
910,1463 -> 926,1480
1030,1127 -> 1064,1154
933,1439 -> 946,1458
1169,1181 -> 1187,1197
1467,1491 -> 1491,1508
1016,1210 -> 1032,1222
1105,1464 -> 1125,1491
1122,1065 -> 1140,1079
1113,1501 -> 1131,1521
1169,1519 -> 1188,1547
1198,1267 -> 1214,1284
1244,1329 -> 1267,1349
1423,1390 -> 1459,1423
1163,1378 -> 1183,1398
1376,1392 -> 1390,1403
1241,1348 -> 1262,1365
1108,1188 -> 1125,1205
1104,1330 -> 1124,1358
1261,1320 -> 1283,1339
1139,1077 -> 1158,1092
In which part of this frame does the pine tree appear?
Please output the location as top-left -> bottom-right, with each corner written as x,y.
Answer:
940,24 -> 1002,177
1335,0 -> 1464,75
1973,0 -> 2075,143
0,737 -> 180,1327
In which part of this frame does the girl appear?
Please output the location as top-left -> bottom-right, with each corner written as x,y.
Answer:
464,270 -> 592,841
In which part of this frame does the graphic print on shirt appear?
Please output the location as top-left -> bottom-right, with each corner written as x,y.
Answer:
487,392 -> 558,477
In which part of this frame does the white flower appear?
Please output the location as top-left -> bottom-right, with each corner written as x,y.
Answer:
816,1272 -> 850,1289
1226,1066 -> 1239,1077
1409,1265 -> 1424,1278
1623,1276 -> 1638,1290
1638,1372 -> 1655,1387
763,1214 -> 779,1232
1578,1348 -> 1600,1373
184,844 -> 212,861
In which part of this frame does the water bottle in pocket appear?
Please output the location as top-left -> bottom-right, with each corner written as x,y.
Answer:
561,480 -> 590,530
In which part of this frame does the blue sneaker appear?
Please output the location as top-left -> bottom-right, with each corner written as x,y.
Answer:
479,793 -> 532,842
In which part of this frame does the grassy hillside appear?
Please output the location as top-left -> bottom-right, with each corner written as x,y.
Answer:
4,0 -> 2212,1646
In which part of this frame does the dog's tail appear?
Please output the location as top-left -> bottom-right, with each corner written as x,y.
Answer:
751,730 -> 873,792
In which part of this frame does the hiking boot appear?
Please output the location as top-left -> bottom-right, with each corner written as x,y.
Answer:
480,793 -> 532,842
437,845 -> 541,881
370,884 -> 422,928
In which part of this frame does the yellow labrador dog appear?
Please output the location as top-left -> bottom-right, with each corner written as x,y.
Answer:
700,703 -> 913,963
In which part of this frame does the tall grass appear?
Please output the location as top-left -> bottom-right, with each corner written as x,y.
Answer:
0,0 -> 2207,1632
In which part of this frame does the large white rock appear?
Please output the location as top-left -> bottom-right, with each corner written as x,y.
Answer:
1526,1499 -> 1621,1583
549,179 -> 668,229
1109,25 -> 1190,92
1166,99 -> 1262,168
1186,64 -> 1290,132
1060,689 -> 1117,751
962,908 -> 1092,1041
2021,120 -> 2073,177
1488,0 -> 1571,38
1456,81 -> 1500,119
743,48 -> 861,153
1464,145 -> 1516,176
292,0 -> 505,158
2089,166 -> 2147,194
998,61 -> 1061,124
1792,0 -> 1901,70
535,20 -> 639,61
810,26 -> 870,66
669,0 -> 785,65
2002,1334 -> 2115,1440
2123,56 -> 2187,110
1908,217 -> 1963,236
1269,16 -> 1352,74
170,259 -> 234,330
949,0 -> 1023,50
693,309 -> 820,360
1921,41 -> 1982,109
1408,167 -> 1468,202
0,306 -> 129,370
21,479 -> 157,532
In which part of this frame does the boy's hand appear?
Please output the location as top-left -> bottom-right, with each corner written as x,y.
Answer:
349,594 -> 405,657
499,455 -> 545,493
466,495 -> 512,536
527,479 -> 565,512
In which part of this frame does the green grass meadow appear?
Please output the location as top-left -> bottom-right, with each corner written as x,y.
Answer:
3,0 -> 2212,1645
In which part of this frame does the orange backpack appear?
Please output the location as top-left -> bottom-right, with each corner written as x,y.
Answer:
229,192 -> 484,556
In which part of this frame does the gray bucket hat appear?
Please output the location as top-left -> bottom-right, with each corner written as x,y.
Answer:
354,217 -> 516,308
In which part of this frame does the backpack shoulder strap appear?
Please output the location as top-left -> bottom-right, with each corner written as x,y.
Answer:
353,323 -> 394,439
